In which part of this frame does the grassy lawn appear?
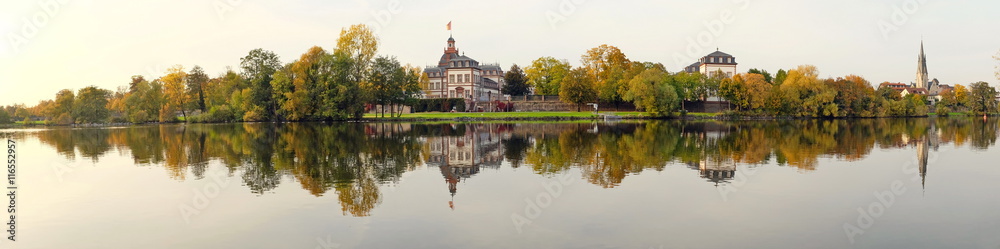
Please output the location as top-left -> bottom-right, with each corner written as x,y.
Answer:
686,112 -> 719,117
13,121 -> 45,125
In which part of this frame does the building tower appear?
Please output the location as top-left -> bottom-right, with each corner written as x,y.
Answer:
916,40 -> 929,89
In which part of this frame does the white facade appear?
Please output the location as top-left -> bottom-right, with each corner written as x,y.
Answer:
684,50 -> 738,79
700,63 -> 737,78
423,36 -> 505,110
683,50 -> 738,102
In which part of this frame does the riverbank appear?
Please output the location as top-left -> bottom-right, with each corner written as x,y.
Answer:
3,112 -> 998,128
359,111 -> 713,122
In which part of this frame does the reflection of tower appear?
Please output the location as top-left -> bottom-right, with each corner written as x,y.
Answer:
425,124 -> 506,210
916,120 -> 939,191
917,134 -> 928,190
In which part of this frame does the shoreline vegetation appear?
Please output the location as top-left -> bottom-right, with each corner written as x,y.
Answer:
1,24 -> 999,127
3,111 -> 998,129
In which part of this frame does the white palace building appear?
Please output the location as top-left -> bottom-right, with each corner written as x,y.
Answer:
423,36 -> 505,110
683,50 -> 738,78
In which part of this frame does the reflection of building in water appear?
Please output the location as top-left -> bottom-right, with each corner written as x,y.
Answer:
916,121 -> 940,190
682,122 -> 740,185
424,124 -> 508,209
695,159 -> 737,186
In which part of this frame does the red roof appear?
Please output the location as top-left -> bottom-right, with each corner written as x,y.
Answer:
879,82 -> 909,89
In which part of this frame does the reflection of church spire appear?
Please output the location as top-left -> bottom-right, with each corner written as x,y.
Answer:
917,137 -> 928,192
916,120 -> 937,193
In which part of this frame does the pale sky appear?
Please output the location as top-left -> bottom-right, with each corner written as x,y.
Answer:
2,0 -> 998,107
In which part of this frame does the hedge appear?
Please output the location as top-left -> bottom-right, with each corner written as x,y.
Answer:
412,98 -> 466,112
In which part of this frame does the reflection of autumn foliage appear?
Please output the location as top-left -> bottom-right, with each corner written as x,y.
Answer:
25,118 -> 1000,214
335,170 -> 381,217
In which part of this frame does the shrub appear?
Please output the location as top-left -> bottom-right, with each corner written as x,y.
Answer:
412,98 -> 466,112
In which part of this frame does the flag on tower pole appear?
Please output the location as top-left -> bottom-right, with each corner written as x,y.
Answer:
447,21 -> 452,31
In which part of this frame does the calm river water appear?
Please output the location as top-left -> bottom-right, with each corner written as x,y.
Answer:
1,118 -> 999,249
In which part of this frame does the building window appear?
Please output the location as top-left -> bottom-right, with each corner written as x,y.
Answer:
450,75 -> 455,83
727,72 -> 733,78
465,74 -> 470,83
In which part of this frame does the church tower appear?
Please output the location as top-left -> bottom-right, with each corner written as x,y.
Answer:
916,40 -> 929,89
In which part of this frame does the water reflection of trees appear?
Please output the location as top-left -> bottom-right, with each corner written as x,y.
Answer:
27,118 -> 999,215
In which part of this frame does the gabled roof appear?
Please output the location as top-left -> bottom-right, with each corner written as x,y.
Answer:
903,87 -> 927,94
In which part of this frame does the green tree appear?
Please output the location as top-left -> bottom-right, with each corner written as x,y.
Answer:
876,84 -> 902,101
187,65 -> 209,112
128,75 -> 145,94
51,89 -> 75,123
319,51 -> 367,120
365,56 -> 409,118
748,68 -> 773,83
198,69 -> 244,122
124,77 -> 164,123
624,67 -> 679,116
525,57 -> 571,95
502,64 -> 530,96
559,67 -> 597,112
396,65 -> 424,116
968,81 -> 998,115
240,48 -> 283,121
774,69 -> 788,85
668,71 -> 705,111
827,75 -> 876,117
0,108 -> 11,124
72,86 -> 112,123
275,46 -> 330,121
271,65 -> 295,120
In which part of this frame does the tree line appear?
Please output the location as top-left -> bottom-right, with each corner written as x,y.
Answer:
4,37 -> 999,124
5,24 -> 422,125
520,45 -> 1000,117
